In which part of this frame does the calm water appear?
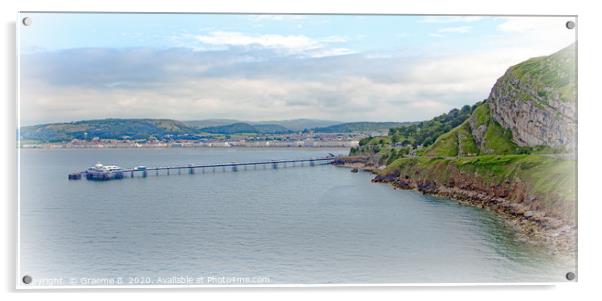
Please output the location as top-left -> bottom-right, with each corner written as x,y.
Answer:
19,148 -> 574,286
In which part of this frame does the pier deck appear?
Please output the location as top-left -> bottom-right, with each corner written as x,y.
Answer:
69,156 -> 338,181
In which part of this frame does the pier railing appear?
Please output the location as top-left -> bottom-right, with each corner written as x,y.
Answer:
69,156 -> 337,181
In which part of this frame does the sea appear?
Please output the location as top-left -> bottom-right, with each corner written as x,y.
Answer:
18,147 -> 575,286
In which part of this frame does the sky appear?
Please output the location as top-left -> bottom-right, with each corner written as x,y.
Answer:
18,13 -> 576,125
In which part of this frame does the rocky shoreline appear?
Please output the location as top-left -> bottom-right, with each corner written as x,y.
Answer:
334,158 -> 576,256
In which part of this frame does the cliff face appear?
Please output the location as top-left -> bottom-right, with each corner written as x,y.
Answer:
423,44 -> 577,157
344,44 -> 578,251
487,44 -> 576,149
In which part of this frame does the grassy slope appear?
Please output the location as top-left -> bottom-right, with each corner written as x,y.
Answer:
407,45 -> 575,158
364,45 -> 577,221
350,104 -> 478,160
383,155 -> 576,220
510,44 -> 576,104
423,103 -> 521,157
421,122 -> 477,157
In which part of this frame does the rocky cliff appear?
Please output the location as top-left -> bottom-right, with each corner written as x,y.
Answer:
424,44 -> 577,157
487,44 -> 576,149
341,44 -> 578,252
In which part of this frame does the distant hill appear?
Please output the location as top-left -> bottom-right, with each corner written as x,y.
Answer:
183,118 -> 341,132
19,119 -> 196,142
199,122 -> 290,134
254,119 -> 341,131
182,119 -> 240,129
314,122 -> 412,133
19,118 -> 415,142
253,124 -> 291,134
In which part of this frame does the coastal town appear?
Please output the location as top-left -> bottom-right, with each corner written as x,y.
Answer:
20,131 -> 368,149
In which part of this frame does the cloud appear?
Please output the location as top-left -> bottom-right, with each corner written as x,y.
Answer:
195,31 -> 320,49
494,17 -> 575,55
429,26 -> 472,38
419,16 -> 484,23
19,46 -> 527,125
247,15 -> 308,22
192,31 -> 351,57
21,74 -> 478,125
497,17 -> 558,33
19,15 -> 576,126
429,33 -> 444,38
438,26 -> 472,34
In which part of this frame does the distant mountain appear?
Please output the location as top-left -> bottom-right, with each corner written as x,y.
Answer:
181,119 -> 241,129
19,118 -> 195,142
182,118 -> 340,132
19,118 -> 414,142
253,124 -> 291,134
314,122 -> 413,133
253,119 -> 341,131
199,122 -> 290,134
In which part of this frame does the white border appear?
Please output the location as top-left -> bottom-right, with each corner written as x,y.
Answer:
16,9 -> 22,291
13,10 -> 579,290
14,282 -> 576,290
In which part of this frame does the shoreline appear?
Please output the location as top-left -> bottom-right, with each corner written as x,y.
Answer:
334,160 -> 576,256
19,145 -> 352,150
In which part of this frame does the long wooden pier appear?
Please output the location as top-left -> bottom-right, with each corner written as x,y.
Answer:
69,156 -> 338,181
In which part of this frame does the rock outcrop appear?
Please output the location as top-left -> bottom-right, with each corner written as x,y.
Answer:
349,44 -> 578,253
487,44 -> 576,149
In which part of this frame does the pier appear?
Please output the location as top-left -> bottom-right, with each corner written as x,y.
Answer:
69,156 -> 338,181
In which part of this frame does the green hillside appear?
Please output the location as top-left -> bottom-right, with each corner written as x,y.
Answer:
256,119 -> 341,131
388,104 -> 477,147
509,44 -> 576,104
199,122 -> 290,134
314,122 -> 411,133
253,124 -> 292,134
421,121 -> 479,157
182,119 -> 240,129
422,102 -> 521,157
346,44 -> 577,228
382,154 -> 576,221
349,104 -> 479,162
19,119 -> 195,142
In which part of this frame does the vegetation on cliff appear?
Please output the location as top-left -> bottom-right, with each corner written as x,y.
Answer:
509,44 -> 576,104
381,155 -> 576,221
347,44 -> 577,231
488,44 -> 576,148
388,103 -> 477,147
350,103 -> 480,163
423,103 -> 522,157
